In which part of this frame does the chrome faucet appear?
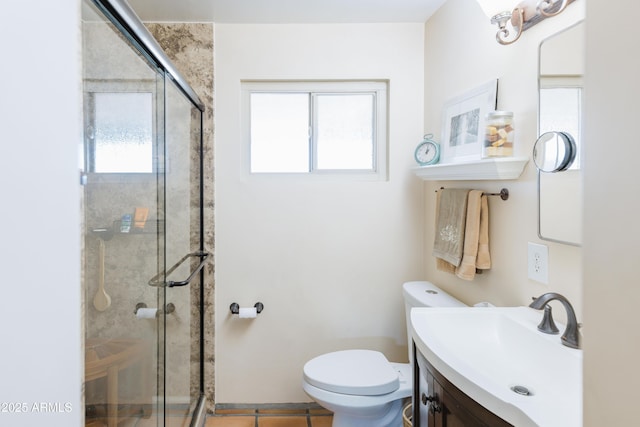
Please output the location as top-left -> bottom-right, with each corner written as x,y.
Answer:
529,292 -> 580,349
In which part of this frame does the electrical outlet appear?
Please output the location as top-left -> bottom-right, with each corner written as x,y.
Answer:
528,242 -> 549,284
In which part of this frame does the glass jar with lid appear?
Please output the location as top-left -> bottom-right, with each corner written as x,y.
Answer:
483,111 -> 514,158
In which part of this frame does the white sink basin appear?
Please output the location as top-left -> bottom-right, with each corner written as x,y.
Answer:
411,306 -> 582,427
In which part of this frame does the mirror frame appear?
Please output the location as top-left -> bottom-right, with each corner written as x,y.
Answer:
537,20 -> 584,247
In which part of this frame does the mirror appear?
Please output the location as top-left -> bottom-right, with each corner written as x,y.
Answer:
533,131 -> 576,172
537,21 -> 584,246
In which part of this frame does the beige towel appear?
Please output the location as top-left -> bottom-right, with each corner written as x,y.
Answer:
433,189 -> 470,267
435,185 -> 457,274
476,195 -> 491,269
456,190 -> 483,281
434,189 -> 491,279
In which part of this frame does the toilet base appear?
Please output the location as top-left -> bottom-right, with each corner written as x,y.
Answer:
330,399 -> 403,427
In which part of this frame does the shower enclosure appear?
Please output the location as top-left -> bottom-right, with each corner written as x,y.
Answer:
81,0 -> 207,426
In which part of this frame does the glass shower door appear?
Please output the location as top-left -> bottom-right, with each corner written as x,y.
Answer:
82,1 -> 206,426
82,1 -> 167,426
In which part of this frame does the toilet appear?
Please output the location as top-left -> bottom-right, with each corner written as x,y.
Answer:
302,281 -> 467,427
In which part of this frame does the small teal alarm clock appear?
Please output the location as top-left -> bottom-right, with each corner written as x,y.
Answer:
415,134 -> 440,166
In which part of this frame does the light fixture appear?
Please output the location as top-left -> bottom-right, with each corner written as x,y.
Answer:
477,0 -> 576,45
538,0 -> 571,17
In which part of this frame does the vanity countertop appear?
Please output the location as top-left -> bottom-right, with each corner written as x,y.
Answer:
411,306 -> 582,427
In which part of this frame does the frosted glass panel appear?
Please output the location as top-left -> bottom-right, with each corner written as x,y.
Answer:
92,92 -> 153,173
250,93 -> 309,173
316,94 -> 374,170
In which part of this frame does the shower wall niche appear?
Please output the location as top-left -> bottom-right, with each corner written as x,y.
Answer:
81,1 -> 211,426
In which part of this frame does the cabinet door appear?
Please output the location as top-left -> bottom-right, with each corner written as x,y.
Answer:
414,348 -> 512,427
414,363 -> 444,426
417,377 -> 430,424
435,377 -> 488,427
425,368 -> 437,426
414,345 -> 432,427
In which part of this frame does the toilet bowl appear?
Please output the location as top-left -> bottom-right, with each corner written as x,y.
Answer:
302,281 -> 466,427
303,350 -> 411,427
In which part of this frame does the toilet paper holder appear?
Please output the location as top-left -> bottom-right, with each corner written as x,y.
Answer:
134,302 -> 175,317
229,302 -> 264,315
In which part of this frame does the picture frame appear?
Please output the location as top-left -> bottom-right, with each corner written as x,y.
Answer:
440,79 -> 498,163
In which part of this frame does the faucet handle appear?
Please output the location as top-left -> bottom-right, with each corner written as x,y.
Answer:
537,305 -> 560,335
529,292 -> 580,349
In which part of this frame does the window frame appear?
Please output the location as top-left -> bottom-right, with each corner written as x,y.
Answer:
241,80 -> 388,180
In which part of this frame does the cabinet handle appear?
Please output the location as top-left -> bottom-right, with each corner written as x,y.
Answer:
421,393 -> 435,405
430,402 -> 442,414
421,393 -> 442,414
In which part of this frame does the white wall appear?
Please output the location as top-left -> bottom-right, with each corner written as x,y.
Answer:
0,1 -> 82,426
422,0 -> 584,321
583,1 -> 640,425
214,23 -> 425,403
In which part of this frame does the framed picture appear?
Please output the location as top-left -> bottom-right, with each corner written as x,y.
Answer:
440,80 -> 498,163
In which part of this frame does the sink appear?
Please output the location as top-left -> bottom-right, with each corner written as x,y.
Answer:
411,306 -> 582,427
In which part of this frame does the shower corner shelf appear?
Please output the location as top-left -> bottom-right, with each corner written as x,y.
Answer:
412,156 -> 529,181
91,219 -> 164,238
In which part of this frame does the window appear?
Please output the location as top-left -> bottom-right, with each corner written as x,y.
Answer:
242,81 -> 387,178
87,92 -> 154,173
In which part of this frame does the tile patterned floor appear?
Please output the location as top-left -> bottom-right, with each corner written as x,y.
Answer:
85,406 -> 194,427
85,405 -> 332,427
205,406 -> 333,427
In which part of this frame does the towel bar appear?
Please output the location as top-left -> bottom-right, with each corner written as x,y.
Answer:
437,187 -> 509,201
148,251 -> 211,287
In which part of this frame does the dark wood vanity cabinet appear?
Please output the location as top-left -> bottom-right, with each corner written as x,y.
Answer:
413,344 -> 512,427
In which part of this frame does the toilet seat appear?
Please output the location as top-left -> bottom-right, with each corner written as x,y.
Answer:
303,350 -> 399,396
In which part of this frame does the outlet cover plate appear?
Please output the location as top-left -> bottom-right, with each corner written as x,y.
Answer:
528,242 -> 549,284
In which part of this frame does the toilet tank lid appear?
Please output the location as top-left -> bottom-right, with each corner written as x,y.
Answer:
303,350 -> 399,396
402,281 -> 466,308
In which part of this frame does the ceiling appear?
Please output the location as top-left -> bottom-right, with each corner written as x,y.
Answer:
126,0 -> 449,23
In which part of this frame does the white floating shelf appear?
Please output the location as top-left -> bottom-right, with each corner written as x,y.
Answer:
412,156 -> 529,181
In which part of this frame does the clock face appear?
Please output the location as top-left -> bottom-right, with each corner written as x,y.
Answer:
415,140 -> 439,165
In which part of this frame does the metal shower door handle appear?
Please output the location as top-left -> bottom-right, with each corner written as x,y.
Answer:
148,251 -> 211,287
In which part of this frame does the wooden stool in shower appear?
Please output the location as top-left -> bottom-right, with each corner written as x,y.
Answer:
85,338 -> 152,427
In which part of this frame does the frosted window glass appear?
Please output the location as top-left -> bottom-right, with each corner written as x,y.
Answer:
315,94 -> 374,170
93,92 -> 153,173
250,93 -> 310,173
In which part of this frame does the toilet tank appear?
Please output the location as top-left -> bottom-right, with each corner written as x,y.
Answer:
402,281 -> 466,361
